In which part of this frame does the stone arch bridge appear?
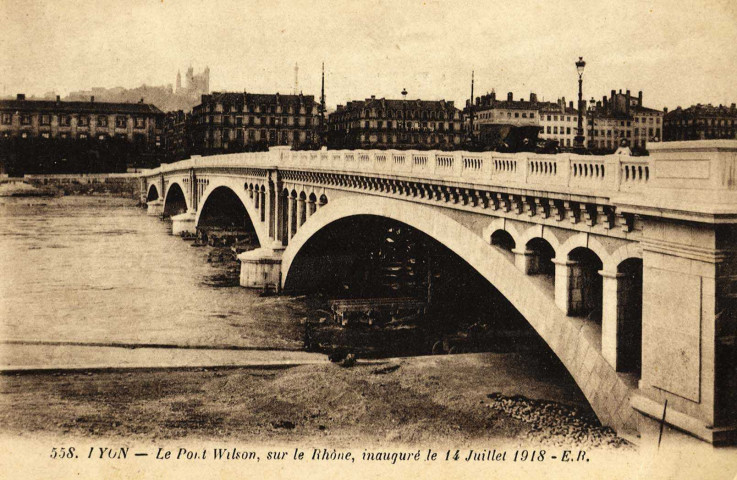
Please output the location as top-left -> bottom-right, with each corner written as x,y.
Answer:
141,141 -> 737,445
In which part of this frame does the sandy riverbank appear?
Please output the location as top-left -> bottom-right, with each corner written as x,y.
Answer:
0,353 -> 628,449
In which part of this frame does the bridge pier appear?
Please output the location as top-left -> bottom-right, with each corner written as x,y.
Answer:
238,243 -> 284,291
632,218 -> 737,446
600,270 -> 628,371
171,210 -> 197,236
146,199 -> 164,217
553,258 -> 578,314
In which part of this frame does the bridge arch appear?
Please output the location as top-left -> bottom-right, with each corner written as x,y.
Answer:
146,183 -> 159,202
195,182 -> 268,247
163,182 -> 189,217
281,195 -> 637,432
558,233 -> 613,271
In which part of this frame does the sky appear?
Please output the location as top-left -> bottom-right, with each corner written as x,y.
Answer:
1,0 -> 736,111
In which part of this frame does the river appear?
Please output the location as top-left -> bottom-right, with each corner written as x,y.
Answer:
0,196 -> 307,350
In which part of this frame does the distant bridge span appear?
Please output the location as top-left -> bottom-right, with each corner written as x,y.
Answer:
141,141 -> 737,445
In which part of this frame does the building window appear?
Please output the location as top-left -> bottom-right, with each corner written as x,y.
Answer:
79,133 -> 88,140
135,117 -> 145,129
116,116 -> 127,128
98,115 -> 108,127
60,115 -> 71,126
40,114 -> 51,126
78,115 -> 89,127
1,113 -> 11,125
530,113 -> 535,119
41,132 -> 51,139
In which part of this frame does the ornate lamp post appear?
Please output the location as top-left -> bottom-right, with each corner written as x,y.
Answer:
574,56 -> 586,151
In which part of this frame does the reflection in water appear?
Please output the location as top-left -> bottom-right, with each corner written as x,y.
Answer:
0,196 -> 305,349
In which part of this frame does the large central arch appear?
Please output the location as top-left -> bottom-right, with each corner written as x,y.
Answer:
282,195 -> 637,432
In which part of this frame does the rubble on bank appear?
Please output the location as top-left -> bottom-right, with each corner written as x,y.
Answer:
485,393 -> 631,449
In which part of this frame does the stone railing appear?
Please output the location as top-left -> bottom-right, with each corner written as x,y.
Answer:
143,140 -> 737,217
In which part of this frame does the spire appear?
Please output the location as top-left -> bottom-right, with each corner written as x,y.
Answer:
320,62 -> 326,145
294,62 -> 299,95
469,70 -> 475,140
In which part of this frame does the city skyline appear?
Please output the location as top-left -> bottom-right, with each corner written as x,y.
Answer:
1,0 -> 736,111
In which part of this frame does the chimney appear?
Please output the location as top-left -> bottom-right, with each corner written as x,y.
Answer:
530,92 -> 537,103
611,90 -> 616,100
569,101 -> 574,110
490,90 -> 496,101
507,92 -> 513,102
55,95 -> 60,103
603,96 -> 608,109
625,90 -> 631,115
90,95 -> 95,103
663,107 -> 668,114
140,98 -> 144,104
520,97 -> 525,102
638,91 -> 643,105
16,93 -> 25,101
731,103 -> 736,112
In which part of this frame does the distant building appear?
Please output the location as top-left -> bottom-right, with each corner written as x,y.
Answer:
163,110 -> 191,162
0,94 -> 164,144
468,91 -> 541,132
0,94 -> 165,173
465,90 -> 583,149
538,98 -> 582,149
587,89 -> 662,151
191,91 -> 320,154
328,96 -> 463,149
663,103 -> 737,141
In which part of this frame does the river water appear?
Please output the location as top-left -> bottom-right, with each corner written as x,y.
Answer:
0,196 -> 306,350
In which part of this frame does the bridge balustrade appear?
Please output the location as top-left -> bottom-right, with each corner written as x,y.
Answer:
147,141 -> 737,209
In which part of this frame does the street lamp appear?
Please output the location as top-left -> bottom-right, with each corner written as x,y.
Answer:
588,96 -> 596,150
574,56 -> 586,151
401,88 -> 408,145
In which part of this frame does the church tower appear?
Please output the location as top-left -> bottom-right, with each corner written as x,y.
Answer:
175,70 -> 181,93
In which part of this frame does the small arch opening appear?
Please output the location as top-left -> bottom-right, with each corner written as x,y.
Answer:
568,247 -> 603,322
490,230 -> 515,252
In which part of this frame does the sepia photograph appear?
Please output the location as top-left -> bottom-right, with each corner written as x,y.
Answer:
0,1 -> 736,478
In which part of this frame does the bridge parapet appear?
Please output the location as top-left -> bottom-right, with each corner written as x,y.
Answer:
144,140 -> 737,221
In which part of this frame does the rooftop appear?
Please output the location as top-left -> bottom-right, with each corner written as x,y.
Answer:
0,96 -> 164,115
